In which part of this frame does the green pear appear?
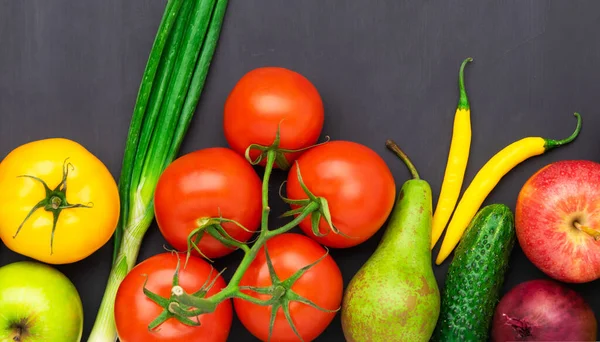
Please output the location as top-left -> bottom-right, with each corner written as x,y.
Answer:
341,140 -> 440,342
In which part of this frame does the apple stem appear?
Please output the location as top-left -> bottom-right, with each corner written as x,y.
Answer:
12,327 -> 22,341
573,222 -> 600,240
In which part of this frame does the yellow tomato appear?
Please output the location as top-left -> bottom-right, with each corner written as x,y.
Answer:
0,138 -> 120,264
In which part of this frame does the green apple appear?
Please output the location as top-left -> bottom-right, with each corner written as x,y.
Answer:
0,261 -> 83,342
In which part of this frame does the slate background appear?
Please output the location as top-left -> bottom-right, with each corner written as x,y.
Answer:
1,0 -> 600,341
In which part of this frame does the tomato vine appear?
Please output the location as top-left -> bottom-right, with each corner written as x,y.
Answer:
147,129 -> 340,341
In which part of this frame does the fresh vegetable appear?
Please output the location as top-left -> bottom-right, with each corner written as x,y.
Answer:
435,112 -> 582,264
491,279 -> 597,341
516,160 -> 600,283
89,0 -> 229,340
234,233 -> 343,342
0,261 -> 84,342
341,140 -> 440,342
285,140 -> 396,248
223,66 -> 324,169
154,147 -> 262,259
139,66 -> 344,340
114,252 -> 232,342
432,204 -> 516,342
431,57 -> 473,249
0,138 -> 119,264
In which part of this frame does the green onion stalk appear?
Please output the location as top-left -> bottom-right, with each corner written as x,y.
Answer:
88,0 -> 229,340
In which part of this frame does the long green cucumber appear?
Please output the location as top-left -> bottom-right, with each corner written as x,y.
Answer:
432,204 -> 516,342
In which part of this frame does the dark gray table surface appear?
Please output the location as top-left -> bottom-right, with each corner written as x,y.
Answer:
1,1 -> 600,341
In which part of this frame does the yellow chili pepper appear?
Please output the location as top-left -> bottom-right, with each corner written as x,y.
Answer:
435,112 -> 582,265
431,57 -> 473,250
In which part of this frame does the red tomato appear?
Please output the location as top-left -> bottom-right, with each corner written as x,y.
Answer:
154,147 -> 262,259
223,67 -> 324,167
286,141 -> 396,248
114,253 -> 232,342
234,233 -> 343,342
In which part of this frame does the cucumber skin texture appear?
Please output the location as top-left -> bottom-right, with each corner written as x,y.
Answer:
431,204 -> 516,342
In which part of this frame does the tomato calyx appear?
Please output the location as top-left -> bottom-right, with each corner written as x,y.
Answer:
13,158 -> 93,254
244,123 -> 330,170
171,243 -> 339,342
186,216 -> 253,262
279,163 -> 353,240
241,245 -> 339,342
143,256 -> 224,331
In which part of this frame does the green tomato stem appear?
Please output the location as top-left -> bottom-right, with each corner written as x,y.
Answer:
261,150 -> 276,232
267,201 -> 319,237
229,151 -> 277,287
233,291 -> 281,306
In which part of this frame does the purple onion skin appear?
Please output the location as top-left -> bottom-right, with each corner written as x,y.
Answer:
491,279 -> 597,341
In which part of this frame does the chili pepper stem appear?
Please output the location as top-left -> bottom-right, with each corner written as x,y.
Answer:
544,113 -> 582,150
385,139 -> 420,179
457,57 -> 473,110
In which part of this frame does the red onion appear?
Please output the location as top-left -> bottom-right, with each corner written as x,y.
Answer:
491,279 -> 597,341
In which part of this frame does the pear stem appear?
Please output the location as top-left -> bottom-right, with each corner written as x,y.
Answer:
574,222 -> 600,240
385,139 -> 420,179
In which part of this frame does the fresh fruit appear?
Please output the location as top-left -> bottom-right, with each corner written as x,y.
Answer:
285,140 -> 396,248
114,252 -> 232,342
436,113 -> 582,264
341,140 -> 440,342
516,160 -> 600,283
432,204 -> 516,342
491,279 -> 597,341
0,138 -> 120,264
234,233 -> 343,342
154,147 -> 262,259
0,261 -> 84,342
223,66 -> 324,168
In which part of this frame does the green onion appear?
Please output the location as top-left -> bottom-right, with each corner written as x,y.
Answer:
88,0 -> 229,340
169,0 -> 229,157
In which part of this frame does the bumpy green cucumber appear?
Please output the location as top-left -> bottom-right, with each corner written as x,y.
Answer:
431,204 -> 516,342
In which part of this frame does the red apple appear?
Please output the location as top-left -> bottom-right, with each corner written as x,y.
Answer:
516,160 -> 600,283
